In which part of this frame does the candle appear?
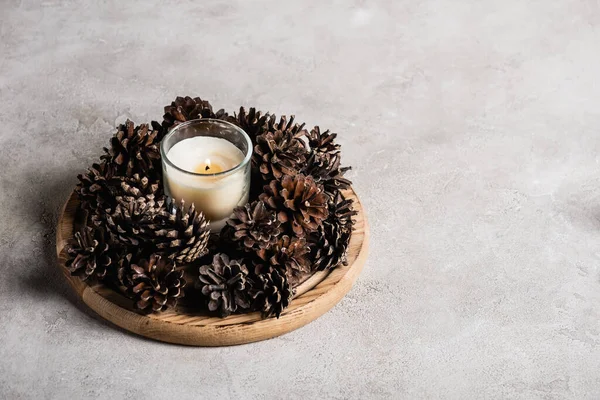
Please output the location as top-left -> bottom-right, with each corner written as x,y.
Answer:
160,120 -> 252,232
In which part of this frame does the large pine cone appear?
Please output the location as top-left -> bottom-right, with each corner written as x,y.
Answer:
162,96 -> 228,131
76,162 -> 122,212
256,235 -> 310,284
251,266 -> 293,318
252,129 -> 307,182
65,225 -> 120,281
152,200 -> 210,264
197,254 -> 252,317
260,174 -> 329,237
101,120 -> 162,180
306,126 -> 340,155
309,192 -> 357,270
128,254 -> 186,312
303,152 -> 351,198
223,200 -> 282,252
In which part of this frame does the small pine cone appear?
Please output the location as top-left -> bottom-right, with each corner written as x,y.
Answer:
162,96 -> 228,131
101,120 -> 162,180
306,126 -> 340,155
76,162 -> 122,212
120,173 -> 162,200
309,192 -> 357,270
153,200 -> 210,264
65,226 -> 119,281
129,254 -> 186,312
115,253 -> 134,294
256,235 -> 310,284
252,129 -> 307,181
251,265 -> 293,318
303,152 -> 352,198
260,174 -> 329,237
197,254 -> 252,317
101,195 -> 165,247
224,201 -> 282,251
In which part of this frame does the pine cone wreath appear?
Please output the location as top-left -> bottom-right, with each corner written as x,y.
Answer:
223,200 -> 282,252
65,225 -> 120,281
152,200 -> 210,264
260,174 -> 329,237
101,120 -> 162,180
129,254 -> 186,312
303,152 -> 352,198
309,192 -> 357,270
306,126 -> 340,155
197,254 -> 252,317
252,129 -> 307,181
251,265 -> 293,318
256,235 -> 311,284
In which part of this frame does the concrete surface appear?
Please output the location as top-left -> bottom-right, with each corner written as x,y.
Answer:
1,0 -> 600,398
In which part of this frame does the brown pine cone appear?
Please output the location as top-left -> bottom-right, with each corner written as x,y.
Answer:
100,195 -> 165,247
101,120 -> 162,180
260,174 -> 329,237
309,192 -> 357,270
224,200 -> 282,251
251,265 -> 293,318
129,254 -> 186,312
76,162 -> 122,212
302,152 -> 352,198
162,96 -> 229,131
224,107 -> 271,143
265,114 -> 307,137
306,126 -> 340,155
197,254 -> 252,317
65,225 -> 120,281
252,129 -> 307,181
152,200 -> 210,264
256,235 -> 310,284
120,173 -> 162,200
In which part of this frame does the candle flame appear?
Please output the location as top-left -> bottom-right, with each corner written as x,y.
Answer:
205,158 -> 211,171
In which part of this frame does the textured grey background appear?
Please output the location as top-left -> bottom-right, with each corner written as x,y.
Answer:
1,0 -> 600,399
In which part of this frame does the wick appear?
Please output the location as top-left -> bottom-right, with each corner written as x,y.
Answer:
205,165 -> 210,171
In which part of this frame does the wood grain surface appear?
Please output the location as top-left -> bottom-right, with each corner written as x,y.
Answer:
55,188 -> 369,346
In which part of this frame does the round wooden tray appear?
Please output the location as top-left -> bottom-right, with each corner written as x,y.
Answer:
56,188 -> 368,346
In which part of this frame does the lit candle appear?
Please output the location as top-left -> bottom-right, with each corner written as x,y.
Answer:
160,120 -> 252,232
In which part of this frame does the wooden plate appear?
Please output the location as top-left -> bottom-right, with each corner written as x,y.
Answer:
55,188 -> 369,346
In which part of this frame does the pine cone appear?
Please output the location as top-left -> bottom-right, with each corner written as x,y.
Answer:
65,225 -> 119,281
76,162 -> 122,212
101,120 -> 162,180
162,96 -> 228,131
303,152 -> 352,198
129,254 -> 186,312
153,200 -> 210,264
115,252 -> 134,294
120,173 -> 162,200
224,107 -> 271,143
252,129 -> 307,181
256,235 -> 310,284
224,200 -> 282,251
260,174 -> 329,237
309,192 -> 357,270
197,254 -> 252,317
251,265 -> 293,318
306,126 -> 340,155
265,114 -> 307,137
101,195 -> 165,247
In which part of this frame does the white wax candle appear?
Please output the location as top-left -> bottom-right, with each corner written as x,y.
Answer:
163,136 -> 249,231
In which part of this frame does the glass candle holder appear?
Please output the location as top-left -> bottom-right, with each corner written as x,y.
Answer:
160,119 -> 252,232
